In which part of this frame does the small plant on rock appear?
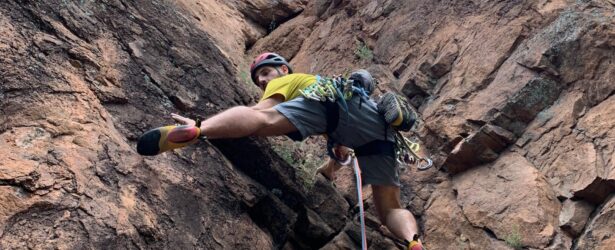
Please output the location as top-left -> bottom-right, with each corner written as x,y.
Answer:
504,225 -> 523,250
272,140 -> 324,190
239,70 -> 251,86
354,38 -> 373,62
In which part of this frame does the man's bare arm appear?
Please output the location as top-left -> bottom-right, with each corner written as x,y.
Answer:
199,94 -> 293,139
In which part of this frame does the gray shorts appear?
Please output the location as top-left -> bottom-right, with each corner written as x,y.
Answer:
274,96 -> 400,186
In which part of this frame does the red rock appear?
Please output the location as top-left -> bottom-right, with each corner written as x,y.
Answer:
422,181 -> 512,250
444,124 -> 516,173
559,199 -> 594,237
2,0 -> 615,249
452,152 -> 560,248
576,195 -> 615,250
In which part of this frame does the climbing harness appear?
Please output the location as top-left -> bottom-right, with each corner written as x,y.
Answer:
300,74 -> 433,171
301,74 -> 373,163
300,72 -> 433,249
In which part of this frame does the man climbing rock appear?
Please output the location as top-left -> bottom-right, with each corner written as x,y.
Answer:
137,52 -> 424,250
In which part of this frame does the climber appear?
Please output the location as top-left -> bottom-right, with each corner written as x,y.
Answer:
137,52 -> 424,250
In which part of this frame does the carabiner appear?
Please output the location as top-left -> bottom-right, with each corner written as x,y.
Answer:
416,158 -> 433,171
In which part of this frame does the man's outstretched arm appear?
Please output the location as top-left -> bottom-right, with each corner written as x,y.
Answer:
137,95 -> 293,156
199,94 -> 295,139
200,106 -> 296,139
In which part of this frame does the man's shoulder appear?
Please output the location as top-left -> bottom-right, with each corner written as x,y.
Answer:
263,73 -> 317,102
274,73 -> 316,82
266,73 -> 316,90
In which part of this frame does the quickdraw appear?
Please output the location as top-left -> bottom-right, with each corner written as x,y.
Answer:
394,131 -> 433,171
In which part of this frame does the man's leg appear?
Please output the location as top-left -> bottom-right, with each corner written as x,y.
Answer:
316,146 -> 351,180
372,185 -> 419,241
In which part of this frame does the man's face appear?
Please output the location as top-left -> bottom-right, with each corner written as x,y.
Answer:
254,65 -> 287,90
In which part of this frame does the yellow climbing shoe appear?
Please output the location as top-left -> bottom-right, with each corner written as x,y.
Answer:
377,92 -> 417,132
137,125 -> 201,156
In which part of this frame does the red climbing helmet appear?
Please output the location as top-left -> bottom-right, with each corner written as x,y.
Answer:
250,52 -> 293,84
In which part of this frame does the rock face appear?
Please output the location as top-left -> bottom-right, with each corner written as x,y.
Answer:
1,0 -> 614,249
0,0 -> 303,249
453,152 -> 561,248
559,199 -> 594,237
576,194 -> 615,250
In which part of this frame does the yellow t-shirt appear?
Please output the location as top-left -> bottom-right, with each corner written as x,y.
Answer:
260,73 -> 317,102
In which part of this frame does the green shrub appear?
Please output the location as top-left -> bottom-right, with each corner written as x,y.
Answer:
354,39 -> 373,62
272,140 -> 324,189
504,225 -> 523,250
239,70 -> 251,86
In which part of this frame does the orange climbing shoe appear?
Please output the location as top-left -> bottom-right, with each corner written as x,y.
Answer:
407,234 -> 424,250
408,240 -> 423,250
137,125 -> 201,156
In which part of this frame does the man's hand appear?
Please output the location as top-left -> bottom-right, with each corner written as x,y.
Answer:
171,113 -> 196,126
